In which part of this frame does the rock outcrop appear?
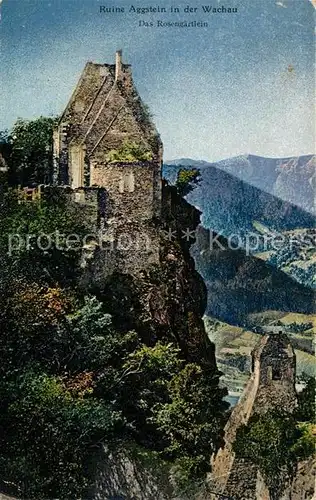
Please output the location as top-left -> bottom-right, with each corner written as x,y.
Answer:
92,182 -> 217,371
81,185 -> 223,499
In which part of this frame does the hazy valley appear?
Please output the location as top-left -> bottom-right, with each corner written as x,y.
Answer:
163,155 -> 316,405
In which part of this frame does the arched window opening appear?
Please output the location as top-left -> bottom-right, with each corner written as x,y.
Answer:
118,172 -> 135,193
126,171 -> 135,192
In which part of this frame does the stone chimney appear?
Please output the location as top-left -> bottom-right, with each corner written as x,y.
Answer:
115,49 -> 122,81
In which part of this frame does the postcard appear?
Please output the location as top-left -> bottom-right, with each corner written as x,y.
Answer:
0,1 -> 315,499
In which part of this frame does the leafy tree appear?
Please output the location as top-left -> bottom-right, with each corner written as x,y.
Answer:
291,422 -> 316,460
0,129 -> 12,165
1,116 -> 58,186
296,373 -> 316,422
0,292 -> 138,498
0,282 -> 75,374
0,153 -> 229,498
154,363 -> 227,486
0,371 -> 122,499
63,296 -> 140,376
233,411 -> 315,500
0,285 -> 229,498
0,188 -> 87,288
115,343 -> 183,447
175,168 -> 201,197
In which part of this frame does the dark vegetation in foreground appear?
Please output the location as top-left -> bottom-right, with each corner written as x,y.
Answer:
234,380 -> 316,500
0,118 -> 314,499
0,190 -> 228,499
0,119 -> 228,498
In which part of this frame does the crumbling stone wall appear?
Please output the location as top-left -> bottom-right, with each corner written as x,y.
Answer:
209,355 -> 260,495
91,162 -> 155,221
252,334 -> 297,414
79,220 -> 161,288
60,63 -> 115,135
41,183 -> 160,282
53,54 -> 163,219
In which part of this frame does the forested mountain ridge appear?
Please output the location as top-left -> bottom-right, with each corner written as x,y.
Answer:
165,154 -> 315,215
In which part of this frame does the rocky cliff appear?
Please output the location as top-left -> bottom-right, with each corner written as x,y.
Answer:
83,182 -> 218,372
80,183 -> 226,499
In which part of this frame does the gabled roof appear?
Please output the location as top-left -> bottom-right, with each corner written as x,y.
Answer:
58,62 -> 116,125
58,53 -> 161,157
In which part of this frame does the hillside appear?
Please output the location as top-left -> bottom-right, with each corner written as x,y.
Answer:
163,161 -> 315,237
163,158 -> 316,289
192,226 -> 315,326
255,227 -> 316,288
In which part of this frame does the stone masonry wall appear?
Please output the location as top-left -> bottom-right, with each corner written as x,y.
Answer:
252,336 -> 297,414
79,220 -> 161,288
209,334 -> 299,499
62,63 -> 115,136
91,162 -> 155,221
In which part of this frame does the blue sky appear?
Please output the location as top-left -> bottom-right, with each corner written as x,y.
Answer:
0,0 -> 314,161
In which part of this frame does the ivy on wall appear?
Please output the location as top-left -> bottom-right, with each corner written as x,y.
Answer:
106,140 -> 153,163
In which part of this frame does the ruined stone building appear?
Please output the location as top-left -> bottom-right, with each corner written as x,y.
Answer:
54,50 -> 162,219
53,51 -> 163,280
209,333 -> 298,499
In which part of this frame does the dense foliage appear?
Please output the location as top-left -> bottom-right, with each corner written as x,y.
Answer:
0,186 -> 228,498
105,139 -> 152,163
296,373 -> 316,422
234,385 -> 315,500
175,168 -> 201,197
0,116 -> 57,186
0,188 -> 86,288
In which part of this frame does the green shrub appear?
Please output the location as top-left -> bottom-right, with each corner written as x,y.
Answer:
175,168 -> 200,196
106,140 -> 152,163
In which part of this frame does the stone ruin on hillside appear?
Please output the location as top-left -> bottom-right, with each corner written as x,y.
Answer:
209,332 -> 297,499
52,51 -> 163,282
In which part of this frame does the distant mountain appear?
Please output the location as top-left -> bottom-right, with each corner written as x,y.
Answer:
166,158 -> 211,168
163,159 -> 315,239
163,154 -> 316,292
164,154 -> 315,214
164,158 -> 315,392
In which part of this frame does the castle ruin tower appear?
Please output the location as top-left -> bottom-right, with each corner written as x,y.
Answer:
53,50 -> 163,221
210,333 -> 297,499
251,332 -> 297,414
